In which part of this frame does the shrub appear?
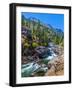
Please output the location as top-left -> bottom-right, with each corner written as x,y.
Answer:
32,42 -> 39,48
24,43 -> 30,48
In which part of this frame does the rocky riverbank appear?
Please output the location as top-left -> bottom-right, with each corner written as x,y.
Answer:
21,42 -> 64,77
45,54 -> 64,76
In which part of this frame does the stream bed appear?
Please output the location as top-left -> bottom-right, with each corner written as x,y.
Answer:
21,43 -> 57,77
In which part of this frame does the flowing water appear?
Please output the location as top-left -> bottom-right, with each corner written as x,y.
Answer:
21,43 -> 57,77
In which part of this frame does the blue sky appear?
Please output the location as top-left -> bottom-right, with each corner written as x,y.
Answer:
22,12 -> 64,31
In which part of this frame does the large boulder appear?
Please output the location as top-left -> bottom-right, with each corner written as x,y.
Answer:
45,54 -> 64,76
35,46 -> 51,58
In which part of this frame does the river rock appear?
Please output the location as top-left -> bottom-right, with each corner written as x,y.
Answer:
52,45 -> 64,55
48,42 -> 64,55
22,56 -> 34,64
45,54 -> 64,76
35,46 -> 51,58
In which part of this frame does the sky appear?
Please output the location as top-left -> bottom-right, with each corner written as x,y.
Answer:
22,12 -> 64,32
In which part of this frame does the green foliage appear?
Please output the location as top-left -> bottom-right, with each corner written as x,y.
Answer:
32,42 -> 39,48
24,42 -> 30,48
22,16 -> 64,48
41,42 -> 48,47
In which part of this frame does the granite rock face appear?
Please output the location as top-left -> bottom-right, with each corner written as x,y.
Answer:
45,54 -> 64,76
